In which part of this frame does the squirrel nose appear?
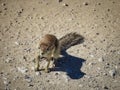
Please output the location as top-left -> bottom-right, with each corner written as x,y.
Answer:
41,52 -> 44,55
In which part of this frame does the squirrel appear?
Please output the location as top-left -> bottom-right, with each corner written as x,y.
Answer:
34,32 -> 84,73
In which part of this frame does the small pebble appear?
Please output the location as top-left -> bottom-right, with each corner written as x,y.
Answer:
115,66 -> 118,69
1,3 -> 6,6
97,67 -> 101,70
3,80 -> 11,86
4,8 -> 7,10
54,72 -> 60,75
109,69 -> 116,77
103,73 -> 107,76
28,84 -> 34,87
24,48 -> 31,52
17,67 -> 28,74
15,42 -> 19,45
96,33 -> 99,35
0,11 -> 2,13
29,16 -> 33,19
24,75 -> 32,83
103,86 -> 109,89
98,3 -> 101,5
31,66 -> 35,71
35,72 -> 41,76
88,62 -> 95,66
17,9 -> 24,16
58,0 -> 62,3
40,17 -> 44,20
79,84 -> 83,87
106,63 -> 110,66
4,81 -> 8,85
23,56 -> 27,61
83,2 -> 89,6
117,51 -> 120,54
63,3 -> 69,6
90,54 -> 94,57
84,75 -> 92,79
5,58 -> 12,63
98,57 -> 104,62
13,76 -> 19,81
46,80 -> 50,82
107,9 -> 110,12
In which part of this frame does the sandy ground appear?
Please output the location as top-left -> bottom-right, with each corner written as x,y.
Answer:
0,0 -> 120,90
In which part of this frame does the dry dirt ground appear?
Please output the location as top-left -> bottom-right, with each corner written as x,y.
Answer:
0,0 -> 120,90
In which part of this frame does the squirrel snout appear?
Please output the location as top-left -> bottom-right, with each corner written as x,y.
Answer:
41,52 -> 44,55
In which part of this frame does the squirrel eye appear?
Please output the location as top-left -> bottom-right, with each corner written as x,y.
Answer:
46,48 -> 49,51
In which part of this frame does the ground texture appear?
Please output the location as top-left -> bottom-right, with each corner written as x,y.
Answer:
0,0 -> 120,90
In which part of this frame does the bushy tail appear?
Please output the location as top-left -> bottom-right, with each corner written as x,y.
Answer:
59,32 -> 84,51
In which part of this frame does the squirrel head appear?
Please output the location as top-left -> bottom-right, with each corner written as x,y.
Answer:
38,42 -> 55,57
38,34 -> 58,57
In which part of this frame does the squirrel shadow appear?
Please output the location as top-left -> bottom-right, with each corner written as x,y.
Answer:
51,38 -> 86,79
51,51 -> 86,79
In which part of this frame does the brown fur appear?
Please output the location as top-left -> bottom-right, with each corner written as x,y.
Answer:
35,34 -> 60,72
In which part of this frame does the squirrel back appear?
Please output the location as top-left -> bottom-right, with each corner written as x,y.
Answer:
59,32 -> 84,51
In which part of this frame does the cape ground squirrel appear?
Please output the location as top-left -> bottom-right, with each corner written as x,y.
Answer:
35,32 -> 84,73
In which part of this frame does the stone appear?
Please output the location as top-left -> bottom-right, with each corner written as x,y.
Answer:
31,66 -> 35,71
96,33 -> 99,35
103,86 -> 109,89
17,67 -> 28,74
79,84 -> 83,87
109,69 -> 116,77
17,8 -> 24,16
46,80 -> 50,82
88,62 -> 95,66
83,2 -> 89,6
4,7 -> 7,10
0,11 -> 2,13
58,0 -> 62,3
23,56 -> 27,61
15,41 -> 19,45
98,57 -> 104,62
13,76 -> 19,81
24,75 -> 32,83
63,3 -> 68,7
35,72 -> 41,76
28,84 -> 34,87
103,73 -> 107,76
3,80 -> 11,86
54,72 -> 60,75
1,3 -> 6,6
5,58 -> 12,63
90,54 -> 94,57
